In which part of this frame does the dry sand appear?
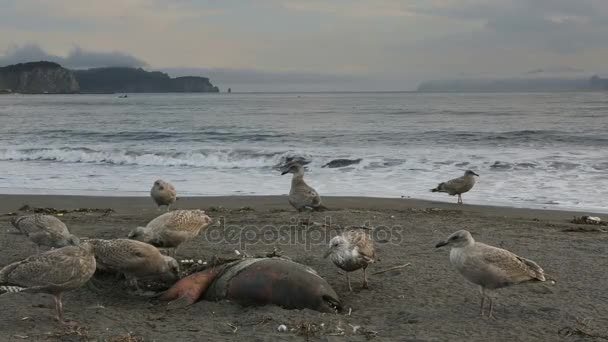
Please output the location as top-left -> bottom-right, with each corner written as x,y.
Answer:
0,194 -> 607,341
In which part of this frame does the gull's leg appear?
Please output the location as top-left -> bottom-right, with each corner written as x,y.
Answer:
479,287 -> 486,317
458,194 -> 463,204
53,293 -> 64,323
346,273 -> 352,292
362,268 -> 369,289
488,296 -> 495,319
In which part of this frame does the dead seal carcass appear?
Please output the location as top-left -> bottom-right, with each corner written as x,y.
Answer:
161,258 -> 341,313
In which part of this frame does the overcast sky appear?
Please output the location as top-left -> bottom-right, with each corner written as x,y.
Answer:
1,0 -> 608,90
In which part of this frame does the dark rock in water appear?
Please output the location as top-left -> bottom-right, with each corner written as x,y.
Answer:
515,162 -> 537,169
490,161 -> 512,170
322,158 -> 362,168
273,154 -> 311,171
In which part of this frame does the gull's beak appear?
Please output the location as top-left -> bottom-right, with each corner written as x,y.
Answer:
473,172 -> 480,177
323,249 -> 332,258
281,170 -> 289,175
435,240 -> 448,248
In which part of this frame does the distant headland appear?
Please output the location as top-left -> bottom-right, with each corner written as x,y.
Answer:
0,61 -> 219,94
417,76 -> 608,93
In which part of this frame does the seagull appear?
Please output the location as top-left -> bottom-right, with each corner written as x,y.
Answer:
281,163 -> 328,212
150,179 -> 177,211
431,170 -> 479,204
435,230 -> 546,318
324,230 -> 376,291
11,214 -> 80,252
0,243 -> 96,324
89,239 -> 179,293
128,209 -> 212,256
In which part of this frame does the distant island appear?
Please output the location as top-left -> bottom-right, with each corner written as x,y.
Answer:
417,76 -> 608,92
74,67 -> 219,93
0,61 -> 79,94
0,61 -> 219,94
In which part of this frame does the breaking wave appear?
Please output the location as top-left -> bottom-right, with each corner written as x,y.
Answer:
0,147 -> 294,168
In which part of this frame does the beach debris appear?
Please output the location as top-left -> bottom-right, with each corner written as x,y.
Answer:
234,206 -> 255,212
430,170 -> 479,204
127,209 -> 212,256
17,205 -> 114,216
277,324 -> 288,332
47,324 -> 90,340
0,243 -> 96,324
371,263 -> 411,275
10,214 -> 80,251
295,321 -> 322,337
558,317 -> 608,340
227,323 -> 238,333
436,230 -> 546,318
150,179 -> 177,212
108,332 -> 145,342
324,230 -> 376,291
206,206 -> 226,213
571,216 -> 606,226
161,258 -> 341,313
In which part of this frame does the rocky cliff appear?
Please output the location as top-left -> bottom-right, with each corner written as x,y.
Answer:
0,61 -> 80,93
73,67 -> 219,93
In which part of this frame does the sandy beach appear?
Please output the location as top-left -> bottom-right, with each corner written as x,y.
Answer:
0,194 -> 606,341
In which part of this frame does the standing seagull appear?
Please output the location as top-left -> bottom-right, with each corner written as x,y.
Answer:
89,239 -> 179,292
435,230 -> 546,318
150,179 -> 177,211
324,230 -> 376,291
128,209 -> 212,256
11,214 -> 80,252
0,243 -> 96,324
281,163 -> 327,212
431,170 -> 479,204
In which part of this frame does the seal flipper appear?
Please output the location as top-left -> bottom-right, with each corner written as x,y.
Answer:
160,268 -> 221,305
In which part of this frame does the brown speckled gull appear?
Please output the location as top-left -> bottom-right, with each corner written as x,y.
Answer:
324,230 -> 376,291
435,230 -> 546,318
150,179 -> 177,211
431,170 -> 479,204
0,243 -> 96,323
127,209 -> 212,255
10,214 -> 80,252
281,163 -> 327,212
89,238 -> 179,291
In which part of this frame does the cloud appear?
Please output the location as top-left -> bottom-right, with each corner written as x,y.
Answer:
279,1 -> 412,17
0,44 -> 147,68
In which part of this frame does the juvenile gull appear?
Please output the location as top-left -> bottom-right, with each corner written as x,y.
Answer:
11,214 -> 80,252
431,170 -> 479,204
281,163 -> 327,212
0,243 -> 96,323
435,230 -> 546,318
324,230 -> 376,291
128,209 -> 212,255
150,179 -> 177,211
89,239 -> 179,292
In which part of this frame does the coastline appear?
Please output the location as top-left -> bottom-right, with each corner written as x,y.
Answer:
0,194 -> 604,220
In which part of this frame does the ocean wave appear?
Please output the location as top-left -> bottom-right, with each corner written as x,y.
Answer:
0,147 -> 294,168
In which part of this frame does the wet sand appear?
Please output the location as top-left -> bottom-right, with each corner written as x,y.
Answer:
0,195 -> 607,341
